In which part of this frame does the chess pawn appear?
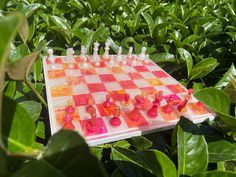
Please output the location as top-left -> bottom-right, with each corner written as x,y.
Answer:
138,47 -> 147,61
62,114 -> 75,130
143,54 -> 149,64
128,95 -> 145,121
122,93 -> 130,106
92,41 -> 100,65
103,93 -> 111,108
103,41 -> 110,60
80,45 -> 88,68
177,89 -> 193,112
110,106 -> 121,127
115,46 -> 123,63
48,49 -> 56,69
127,47 -> 133,59
66,48 -> 75,68
147,92 -> 163,119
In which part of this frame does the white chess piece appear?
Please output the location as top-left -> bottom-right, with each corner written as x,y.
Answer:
131,55 -> 137,65
48,49 -> 56,69
92,41 -> 100,66
127,47 -> 133,59
144,54 -> 149,64
138,47 -> 147,61
108,55 -> 115,67
115,46 -> 123,63
66,48 -> 75,68
103,41 -> 110,60
80,46 -> 88,68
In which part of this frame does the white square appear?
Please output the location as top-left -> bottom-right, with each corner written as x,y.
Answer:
84,75 -> 102,83
146,65 -> 161,71
159,77 -> 178,85
154,85 -> 173,95
49,78 -> 67,87
51,96 -> 72,107
133,80 -> 150,88
65,69 -> 81,77
72,84 -> 89,94
104,82 -> 122,91
77,106 -> 101,120
47,64 -> 64,70
140,72 -> 156,79
92,92 -> 108,104
95,67 -> 110,74
114,73 -> 131,81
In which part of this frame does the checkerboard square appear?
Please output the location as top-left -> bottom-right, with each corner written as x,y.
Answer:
152,71 -> 168,77
49,78 -> 67,87
84,75 -> 102,83
166,84 -> 186,93
114,73 -> 131,81
73,93 -> 93,106
140,72 -> 156,79
67,76 -> 85,85
104,82 -> 122,91
48,70 -> 65,79
71,84 -> 89,94
119,80 -> 137,89
128,72 -> 143,80
133,80 -> 150,88
99,74 -> 116,82
145,78 -> 163,86
134,66 -> 149,72
80,118 -> 107,136
65,69 -> 81,77
110,90 -> 126,102
87,83 -> 107,93
92,92 -> 108,104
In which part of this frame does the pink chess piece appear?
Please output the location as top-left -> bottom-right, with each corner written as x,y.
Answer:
122,93 -> 130,106
177,89 -> 193,112
103,93 -> 111,108
110,106 -> 121,127
65,105 -> 75,114
128,95 -> 144,121
147,91 -> 163,119
62,114 -> 75,130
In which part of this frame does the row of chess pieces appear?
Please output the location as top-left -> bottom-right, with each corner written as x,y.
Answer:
47,41 -> 150,69
62,90 -> 195,130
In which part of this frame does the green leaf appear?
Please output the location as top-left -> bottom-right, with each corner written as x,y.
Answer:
35,121 -> 45,139
189,58 -> 219,80
81,30 -> 94,54
178,118 -> 208,176
90,147 -> 103,160
7,50 -> 41,80
136,150 -> 177,177
87,0 -> 101,12
128,136 -> 152,150
0,14 -> 24,148
150,53 -> 176,63
17,15 -> 29,43
4,81 -> 16,98
194,88 -> 236,130
19,101 -> 42,122
111,147 -> 177,177
2,97 -> 38,154
12,159 -> 67,177
215,64 -> 236,90
43,130 -> 107,177
177,48 -> 193,77
142,12 -> 155,37
193,171 -> 236,177
8,43 -> 29,63
208,140 -> 236,162
113,140 -> 131,149
19,3 -> 46,17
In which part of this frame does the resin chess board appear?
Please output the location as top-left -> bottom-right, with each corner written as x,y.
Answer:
43,54 -> 214,146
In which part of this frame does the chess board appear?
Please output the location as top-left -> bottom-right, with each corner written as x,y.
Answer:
43,54 -> 214,146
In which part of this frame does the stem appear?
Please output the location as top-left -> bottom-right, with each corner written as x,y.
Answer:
25,79 -> 47,108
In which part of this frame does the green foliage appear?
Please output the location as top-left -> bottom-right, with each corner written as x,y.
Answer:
1,0 -> 236,176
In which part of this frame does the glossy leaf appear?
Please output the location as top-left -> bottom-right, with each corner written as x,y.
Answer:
189,58 -> 219,80
208,140 -> 236,162
142,12 -> 155,37
0,14 -> 23,148
177,48 -> 193,77
178,118 -> 208,176
2,97 -> 38,154
193,171 -> 236,177
81,30 -> 94,54
19,3 -> 46,17
4,81 -> 16,98
128,136 -> 152,150
150,53 -> 176,63
215,64 -> 236,89
112,147 -> 177,177
194,88 -> 236,130
19,101 -> 42,122
43,130 -> 107,177
113,140 -> 131,149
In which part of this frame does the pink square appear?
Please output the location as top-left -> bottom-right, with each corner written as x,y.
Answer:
99,74 -> 116,82
87,83 -> 107,93
80,118 -> 107,136
166,84 -> 186,93
134,66 -> 149,72
119,80 -> 137,89
73,94 -> 93,106
153,71 -> 168,77
128,72 -> 143,80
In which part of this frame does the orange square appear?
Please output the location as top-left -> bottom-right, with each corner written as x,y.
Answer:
51,86 -> 72,97
188,102 -> 209,114
146,78 -> 163,86
55,106 -> 80,125
124,111 -> 148,128
166,84 -> 186,93
48,70 -> 65,79
67,76 -> 85,85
